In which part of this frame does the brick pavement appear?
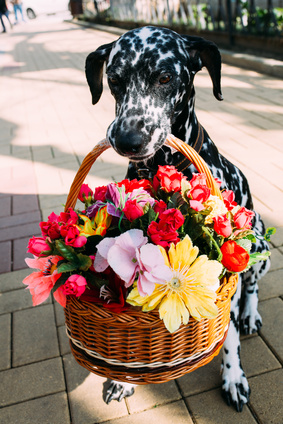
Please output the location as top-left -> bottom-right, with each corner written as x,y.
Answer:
0,16 -> 282,424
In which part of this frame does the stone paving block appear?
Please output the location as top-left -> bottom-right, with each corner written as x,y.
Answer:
58,325 -> 71,355
258,269 -> 283,301
63,353 -> 128,424
186,389 -> 257,423
38,194 -> 69,210
54,300 -> 66,326
258,298 -> 283,362
0,195 -> 11,217
111,401 -> 193,424
12,194 -> 39,215
0,221 -> 41,242
177,354 -> 222,397
0,392 -> 71,424
0,210 -> 41,229
0,240 -> 11,274
13,236 -> 39,271
269,226 -> 283,248
13,304 -> 59,366
269,248 -> 283,272
0,268 -> 30,292
249,369 -> 283,424
0,287 -> 36,314
0,357 -> 65,407
31,145 -> 54,161
126,380 -> 182,414
0,314 -> 11,371
241,336 -> 281,377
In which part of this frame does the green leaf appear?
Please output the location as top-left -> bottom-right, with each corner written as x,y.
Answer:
57,262 -> 79,274
248,251 -> 271,267
167,192 -> 185,209
246,233 -> 257,243
236,238 -> 252,252
77,254 -> 92,271
55,240 -> 78,262
264,227 -> 276,241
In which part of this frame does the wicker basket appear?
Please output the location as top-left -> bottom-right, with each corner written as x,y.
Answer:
64,135 -> 238,384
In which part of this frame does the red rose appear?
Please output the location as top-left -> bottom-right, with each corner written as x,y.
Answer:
61,225 -> 87,248
123,199 -> 144,221
153,165 -> 184,193
233,207 -> 255,229
221,240 -> 249,272
147,221 -> 180,247
213,214 -> 233,237
189,184 -> 211,203
58,209 -> 78,225
94,185 -> 107,202
118,178 -> 152,193
40,221 -> 60,239
27,236 -> 51,256
154,200 -> 167,215
159,208 -> 185,231
78,184 -> 93,203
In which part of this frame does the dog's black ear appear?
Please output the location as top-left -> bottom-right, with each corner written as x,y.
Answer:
182,35 -> 223,101
85,41 -> 115,105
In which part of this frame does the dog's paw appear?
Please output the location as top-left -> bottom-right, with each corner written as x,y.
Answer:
221,366 -> 250,412
105,381 -> 135,404
240,309 -> 262,335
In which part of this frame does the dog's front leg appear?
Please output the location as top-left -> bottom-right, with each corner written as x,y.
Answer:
105,380 -> 136,404
221,277 -> 250,412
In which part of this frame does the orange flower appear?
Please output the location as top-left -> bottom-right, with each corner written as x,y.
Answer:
23,256 -> 66,307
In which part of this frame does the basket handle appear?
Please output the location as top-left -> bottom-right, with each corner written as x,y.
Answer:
64,135 -> 222,212
64,138 -> 110,212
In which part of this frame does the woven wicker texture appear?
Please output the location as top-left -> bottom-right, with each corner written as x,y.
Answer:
64,135 -> 238,384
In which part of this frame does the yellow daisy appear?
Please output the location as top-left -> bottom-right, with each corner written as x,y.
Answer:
127,235 -> 223,333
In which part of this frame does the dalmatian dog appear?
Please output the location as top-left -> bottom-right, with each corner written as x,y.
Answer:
85,26 -> 270,412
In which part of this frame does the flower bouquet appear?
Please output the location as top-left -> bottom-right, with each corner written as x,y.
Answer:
23,136 -> 272,383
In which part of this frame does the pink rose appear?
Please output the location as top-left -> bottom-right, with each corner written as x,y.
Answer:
213,214 -> 233,237
123,199 -> 144,221
189,200 -> 205,211
61,225 -> 87,248
61,274 -> 87,297
190,173 -> 207,188
27,236 -> 51,256
78,184 -> 93,203
233,207 -> 255,229
222,190 -> 237,211
189,184 -> 211,203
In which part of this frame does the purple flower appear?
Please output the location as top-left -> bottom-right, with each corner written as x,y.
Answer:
86,201 -> 105,218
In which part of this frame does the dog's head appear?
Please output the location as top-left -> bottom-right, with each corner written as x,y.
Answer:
86,26 -> 222,160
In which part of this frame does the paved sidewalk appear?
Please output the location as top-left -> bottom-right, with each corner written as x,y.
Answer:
0,17 -> 282,424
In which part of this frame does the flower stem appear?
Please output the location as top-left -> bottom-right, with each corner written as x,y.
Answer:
202,226 -> 223,261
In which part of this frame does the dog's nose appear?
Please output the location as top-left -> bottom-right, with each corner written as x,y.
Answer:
115,132 -> 143,156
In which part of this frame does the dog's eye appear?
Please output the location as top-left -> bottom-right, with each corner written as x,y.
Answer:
159,74 -> 172,85
108,76 -> 119,85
